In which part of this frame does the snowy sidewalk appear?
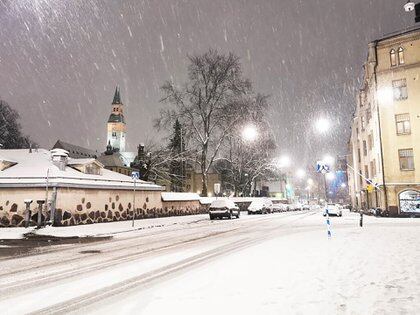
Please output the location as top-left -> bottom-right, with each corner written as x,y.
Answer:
0,214 -> 209,239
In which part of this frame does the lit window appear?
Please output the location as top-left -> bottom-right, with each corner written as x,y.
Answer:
398,47 -> 405,65
390,49 -> 397,67
395,113 -> 411,135
399,149 -> 414,171
393,79 -> 408,101
361,116 -> 366,130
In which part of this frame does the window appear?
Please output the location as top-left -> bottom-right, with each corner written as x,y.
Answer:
390,49 -> 397,66
368,133 -> 373,150
364,165 -> 369,181
393,79 -> 408,101
395,113 -> 411,135
357,148 -> 361,163
356,127 -> 359,135
399,149 -> 414,171
398,47 -> 405,65
363,140 -> 367,156
366,108 -> 372,123
112,132 -> 117,138
361,115 -> 366,130
371,159 -> 377,177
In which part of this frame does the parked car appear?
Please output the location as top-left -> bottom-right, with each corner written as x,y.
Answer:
209,199 -> 240,220
323,204 -> 343,217
272,203 -> 289,212
248,198 -> 273,214
289,203 -> 302,211
302,204 -> 310,210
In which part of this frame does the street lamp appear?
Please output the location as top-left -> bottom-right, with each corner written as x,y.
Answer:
242,125 -> 258,142
296,168 -> 306,179
376,87 -> 393,105
275,155 -> 291,168
315,117 -> 331,134
326,172 -> 336,181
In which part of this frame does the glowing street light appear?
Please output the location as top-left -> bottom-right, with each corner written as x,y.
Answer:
296,168 -> 306,179
315,117 -> 331,134
275,155 -> 291,168
326,172 -> 336,181
376,87 -> 393,105
340,182 -> 347,188
307,178 -> 314,186
322,154 -> 335,166
242,125 -> 258,142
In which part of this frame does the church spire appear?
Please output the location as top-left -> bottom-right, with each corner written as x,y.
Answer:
112,86 -> 121,104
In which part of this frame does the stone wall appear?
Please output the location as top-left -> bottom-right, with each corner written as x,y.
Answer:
161,200 -> 208,216
0,187 -> 205,227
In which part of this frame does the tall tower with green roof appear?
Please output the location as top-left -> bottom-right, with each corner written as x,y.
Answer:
106,86 -> 126,152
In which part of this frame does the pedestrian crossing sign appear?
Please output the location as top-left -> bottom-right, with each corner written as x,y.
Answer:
316,161 -> 330,174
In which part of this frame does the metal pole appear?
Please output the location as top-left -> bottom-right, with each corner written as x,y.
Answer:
132,178 -> 136,227
323,173 -> 328,203
45,168 -> 49,226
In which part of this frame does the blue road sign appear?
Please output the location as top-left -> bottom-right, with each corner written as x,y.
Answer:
316,161 -> 330,173
131,171 -> 140,180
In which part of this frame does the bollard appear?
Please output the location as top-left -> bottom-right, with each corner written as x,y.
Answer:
23,199 -> 33,228
36,200 -> 45,228
359,212 -> 363,227
325,209 -> 332,238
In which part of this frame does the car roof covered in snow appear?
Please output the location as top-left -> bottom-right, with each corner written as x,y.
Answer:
209,199 -> 237,209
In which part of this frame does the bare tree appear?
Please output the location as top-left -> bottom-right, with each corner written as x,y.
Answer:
157,49 -> 260,196
215,98 -> 278,196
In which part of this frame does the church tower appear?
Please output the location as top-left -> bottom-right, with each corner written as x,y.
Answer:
107,86 -> 126,152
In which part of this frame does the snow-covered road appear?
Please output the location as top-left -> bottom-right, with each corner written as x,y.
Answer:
1,211 -> 419,314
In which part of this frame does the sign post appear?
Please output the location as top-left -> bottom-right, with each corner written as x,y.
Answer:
214,183 -> 221,199
316,161 -> 331,202
131,171 -> 140,227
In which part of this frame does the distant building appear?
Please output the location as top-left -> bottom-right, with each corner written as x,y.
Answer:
0,148 -> 162,227
183,165 -> 220,197
107,86 -> 126,152
52,140 -> 99,159
348,26 -> 420,216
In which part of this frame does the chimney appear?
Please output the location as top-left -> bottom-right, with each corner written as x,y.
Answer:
50,149 -> 69,171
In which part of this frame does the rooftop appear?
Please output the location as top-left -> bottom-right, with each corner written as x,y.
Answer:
0,149 -> 161,191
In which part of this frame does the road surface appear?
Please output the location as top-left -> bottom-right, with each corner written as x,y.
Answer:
1,210 -> 419,314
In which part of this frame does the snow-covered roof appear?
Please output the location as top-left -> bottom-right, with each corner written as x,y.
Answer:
0,149 -> 162,191
161,192 -> 201,202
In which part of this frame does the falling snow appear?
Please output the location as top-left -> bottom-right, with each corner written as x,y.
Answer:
0,0 -> 412,165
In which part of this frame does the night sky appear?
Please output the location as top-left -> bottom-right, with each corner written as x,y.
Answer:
0,0 -> 413,167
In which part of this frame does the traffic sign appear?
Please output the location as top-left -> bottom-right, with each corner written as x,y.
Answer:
316,161 -> 330,173
131,171 -> 140,180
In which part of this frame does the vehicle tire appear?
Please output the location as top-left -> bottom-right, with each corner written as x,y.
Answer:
236,212 -> 240,219
248,211 -> 252,215
209,214 -> 214,220
227,212 -> 232,220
